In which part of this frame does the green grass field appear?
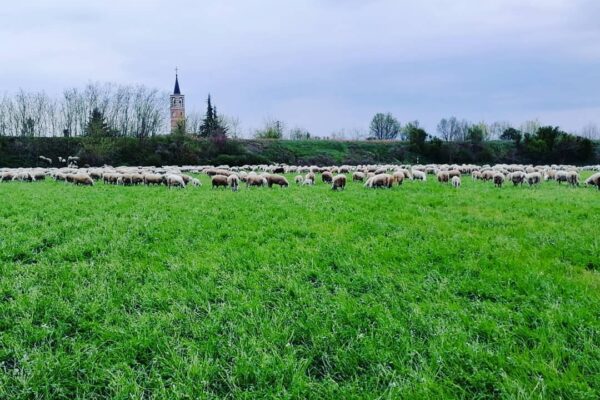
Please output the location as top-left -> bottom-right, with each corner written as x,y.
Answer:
0,175 -> 599,399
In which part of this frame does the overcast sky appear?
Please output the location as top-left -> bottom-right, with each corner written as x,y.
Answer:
1,0 -> 599,136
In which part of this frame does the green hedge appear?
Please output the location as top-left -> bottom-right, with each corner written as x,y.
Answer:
0,136 -> 598,167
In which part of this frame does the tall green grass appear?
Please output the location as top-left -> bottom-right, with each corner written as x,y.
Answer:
0,175 -> 598,398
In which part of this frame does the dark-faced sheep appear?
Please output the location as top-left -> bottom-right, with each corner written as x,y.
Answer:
331,174 -> 346,191
212,175 -> 229,189
584,172 -> 600,190
511,171 -> 526,186
437,171 -> 450,183
322,171 -> 333,184
267,174 -> 289,188
493,173 -> 505,188
295,175 -> 304,184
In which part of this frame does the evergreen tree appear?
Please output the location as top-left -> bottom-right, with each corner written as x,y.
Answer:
199,95 -> 228,137
85,108 -> 114,137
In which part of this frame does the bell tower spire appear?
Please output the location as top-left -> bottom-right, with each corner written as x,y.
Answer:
170,68 -> 185,133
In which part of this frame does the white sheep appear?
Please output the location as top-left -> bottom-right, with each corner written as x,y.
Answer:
451,176 -> 461,188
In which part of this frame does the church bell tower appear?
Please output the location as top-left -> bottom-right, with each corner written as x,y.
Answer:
170,70 -> 185,133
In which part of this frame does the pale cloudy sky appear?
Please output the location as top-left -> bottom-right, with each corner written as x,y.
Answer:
1,0 -> 599,136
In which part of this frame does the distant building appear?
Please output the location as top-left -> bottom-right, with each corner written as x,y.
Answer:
170,72 -> 185,133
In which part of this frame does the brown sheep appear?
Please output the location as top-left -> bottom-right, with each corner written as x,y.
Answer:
448,169 -> 461,179
331,174 -> 346,191
267,174 -> 289,188
247,175 -> 268,187
212,175 -> 229,189
437,171 -> 450,183
493,173 -> 505,188
322,171 -> 333,184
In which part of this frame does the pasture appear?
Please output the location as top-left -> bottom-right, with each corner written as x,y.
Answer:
0,175 -> 599,399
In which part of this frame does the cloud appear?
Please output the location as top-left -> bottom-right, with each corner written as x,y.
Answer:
1,0 -> 599,135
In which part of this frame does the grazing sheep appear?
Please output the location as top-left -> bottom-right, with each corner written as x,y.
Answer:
566,171 -> 579,187
267,174 -> 289,188
31,171 -> 46,181
526,172 -> 542,186
584,172 -> 600,190
448,169 -> 461,179
392,171 -> 404,186
321,171 -> 333,184
302,178 -> 314,186
352,172 -> 365,182
211,175 -> 229,189
510,171 -> 526,186
227,175 -> 239,191
365,173 -> 394,189
437,171 -> 450,183
493,173 -> 505,188
143,174 -> 165,186
294,175 -> 304,184
555,170 -> 568,185
12,172 -> 35,182
472,171 -> 482,181
481,170 -> 495,181
452,176 -> 461,188
246,175 -> 268,187
412,170 -> 426,181
187,178 -> 200,187
1,171 -> 15,182
166,174 -> 186,188
68,174 -> 94,186
331,174 -> 346,191
54,172 -> 67,182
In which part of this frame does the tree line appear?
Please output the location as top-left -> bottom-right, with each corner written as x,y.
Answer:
0,83 -> 167,138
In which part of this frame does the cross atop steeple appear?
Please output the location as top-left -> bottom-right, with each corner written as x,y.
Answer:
173,68 -> 181,95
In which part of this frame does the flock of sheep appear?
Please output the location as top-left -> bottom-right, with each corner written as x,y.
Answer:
1,158 -> 600,192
